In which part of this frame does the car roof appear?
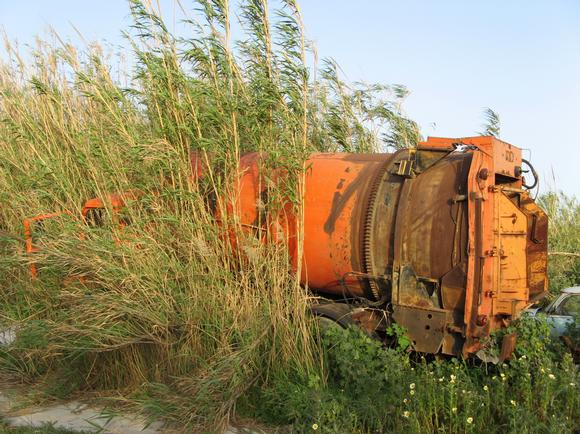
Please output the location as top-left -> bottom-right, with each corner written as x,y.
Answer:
562,286 -> 580,295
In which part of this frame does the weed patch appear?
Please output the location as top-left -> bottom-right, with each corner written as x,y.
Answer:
247,322 -> 578,433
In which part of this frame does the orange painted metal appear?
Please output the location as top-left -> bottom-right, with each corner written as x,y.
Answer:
220,152 -> 392,296
23,192 -> 140,281
21,136 -> 543,357
208,136 -> 547,356
23,213 -> 62,280
22,137 -> 540,357
301,154 -> 392,294
420,136 -> 523,180
419,137 -> 547,355
81,191 -> 142,232
82,191 -> 140,223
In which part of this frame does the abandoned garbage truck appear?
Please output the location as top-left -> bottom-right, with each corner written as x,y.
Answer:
25,136 -> 548,358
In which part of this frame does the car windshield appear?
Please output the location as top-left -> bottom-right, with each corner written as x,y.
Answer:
558,295 -> 580,316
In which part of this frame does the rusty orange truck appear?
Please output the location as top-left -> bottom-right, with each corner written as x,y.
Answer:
25,136 -> 547,358
191,136 -> 548,358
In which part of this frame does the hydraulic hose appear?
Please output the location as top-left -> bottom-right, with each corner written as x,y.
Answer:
521,158 -> 538,190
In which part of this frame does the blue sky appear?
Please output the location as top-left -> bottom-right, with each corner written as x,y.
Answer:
1,1 -> 579,197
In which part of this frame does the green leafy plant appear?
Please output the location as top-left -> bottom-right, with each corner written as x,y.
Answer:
386,322 -> 412,351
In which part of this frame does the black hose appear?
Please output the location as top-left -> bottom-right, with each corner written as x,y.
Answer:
521,158 -> 538,190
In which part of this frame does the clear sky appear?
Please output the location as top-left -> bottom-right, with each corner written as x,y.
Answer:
1,1 -> 579,197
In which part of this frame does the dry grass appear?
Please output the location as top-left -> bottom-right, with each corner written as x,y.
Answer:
0,0 -> 419,430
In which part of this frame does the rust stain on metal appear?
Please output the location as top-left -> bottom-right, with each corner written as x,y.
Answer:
323,173 -> 362,234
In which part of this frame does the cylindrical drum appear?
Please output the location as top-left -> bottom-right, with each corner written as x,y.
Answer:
212,151 -> 401,299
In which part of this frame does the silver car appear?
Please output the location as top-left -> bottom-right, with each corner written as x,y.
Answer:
526,286 -> 579,337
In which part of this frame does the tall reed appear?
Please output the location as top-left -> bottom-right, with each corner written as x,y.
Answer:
0,0 -> 419,429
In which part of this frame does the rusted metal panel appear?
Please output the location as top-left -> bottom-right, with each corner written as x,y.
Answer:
393,305 -> 447,354
520,192 -> 549,303
492,191 -> 529,315
499,333 -> 517,362
361,150 -> 411,300
389,148 -> 476,354
393,152 -> 472,284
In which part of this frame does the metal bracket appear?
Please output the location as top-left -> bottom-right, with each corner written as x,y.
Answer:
392,159 -> 415,178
